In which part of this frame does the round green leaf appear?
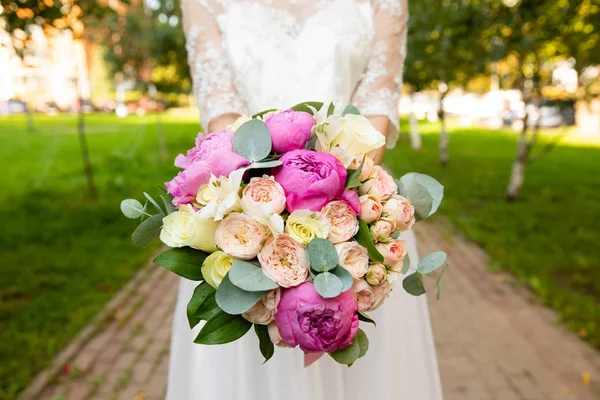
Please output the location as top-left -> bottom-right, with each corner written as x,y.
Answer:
330,338 -> 360,365
216,274 -> 268,314
331,265 -> 353,292
397,173 -> 444,219
194,310 -> 252,345
313,272 -> 343,298
358,312 -> 376,326
342,104 -> 361,116
307,238 -> 338,272
228,259 -> 279,291
402,272 -> 426,296
417,251 -> 447,274
153,247 -> 209,280
121,199 -> 145,219
355,329 -> 369,358
132,214 -> 163,248
232,119 -> 272,161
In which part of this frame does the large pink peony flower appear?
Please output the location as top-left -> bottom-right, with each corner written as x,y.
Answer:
265,110 -> 315,154
273,150 -> 347,213
275,282 -> 359,353
166,130 -> 249,207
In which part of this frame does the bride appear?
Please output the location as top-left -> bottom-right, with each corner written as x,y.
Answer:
168,0 -> 443,399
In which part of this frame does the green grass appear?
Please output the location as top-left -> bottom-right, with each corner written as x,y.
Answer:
386,121 -> 600,347
0,113 -> 199,399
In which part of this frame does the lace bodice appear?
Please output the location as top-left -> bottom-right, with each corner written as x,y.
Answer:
181,0 -> 408,146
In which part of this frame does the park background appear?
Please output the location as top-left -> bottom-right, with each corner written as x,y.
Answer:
1,0 -> 600,399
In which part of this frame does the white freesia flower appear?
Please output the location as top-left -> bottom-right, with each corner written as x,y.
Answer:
197,168 -> 245,221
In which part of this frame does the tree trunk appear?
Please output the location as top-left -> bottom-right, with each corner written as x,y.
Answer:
25,106 -> 35,132
505,111 -> 529,201
408,111 -> 422,150
77,99 -> 97,200
438,94 -> 449,167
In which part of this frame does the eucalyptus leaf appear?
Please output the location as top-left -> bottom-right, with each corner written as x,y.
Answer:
247,160 -> 283,169
391,231 -> 401,239
307,238 -> 338,272
417,251 -> 447,274
342,104 -> 361,116
216,274 -> 268,315
290,101 -> 324,115
346,156 -> 365,189
232,119 -> 272,161
254,324 -> 275,363
358,312 -> 376,326
120,199 -> 146,219
402,272 -> 426,296
132,214 -> 163,248
194,310 -> 252,345
396,173 -> 444,220
161,195 -> 177,214
313,272 -> 343,298
331,266 -> 353,292
228,259 -> 279,292
153,247 -> 209,281
355,220 -> 384,262
401,255 -> 411,274
330,337 -> 360,365
355,329 -> 369,358
144,192 -> 165,215
187,282 -> 216,329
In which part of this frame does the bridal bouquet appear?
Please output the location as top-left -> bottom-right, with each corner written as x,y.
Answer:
121,102 -> 446,366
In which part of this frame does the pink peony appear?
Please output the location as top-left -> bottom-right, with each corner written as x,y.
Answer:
258,234 -> 309,288
275,282 -> 359,353
319,200 -> 359,244
265,110 -> 315,154
273,150 -> 347,213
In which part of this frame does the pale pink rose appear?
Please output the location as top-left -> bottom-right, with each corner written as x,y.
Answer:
351,279 -> 376,312
268,322 -> 289,347
215,213 -> 268,260
375,239 -> 407,267
370,220 -> 394,242
382,195 -> 416,232
258,234 -> 309,288
359,195 -> 382,224
349,154 -> 375,182
242,289 -> 280,325
370,281 -> 392,311
241,176 -> 287,219
359,166 -> 397,201
365,263 -> 387,286
319,201 -> 359,244
335,242 -> 369,279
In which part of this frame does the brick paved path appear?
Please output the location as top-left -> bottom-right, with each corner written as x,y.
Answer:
22,222 -> 600,400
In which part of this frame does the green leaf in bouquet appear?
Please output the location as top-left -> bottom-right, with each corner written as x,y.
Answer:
232,119 -> 272,162
396,173 -> 444,220
330,336 -> 360,365
346,156 -> 365,189
327,102 -> 335,116
307,238 -> 339,272
355,329 -> 369,359
342,104 -> 361,116
161,195 -> 177,214
194,310 -> 252,345
254,324 -> 275,363
417,251 -> 447,274
228,259 -> 279,292
153,247 -> 209,281
247,160 -> 283,169
194,293 -> 220,321
144,192 -> 165,215
331,265 -> 353,292
313,271 -> 343,298
216,274 -> 268,315
252,108 -> 278,119
121,199 -> 146,219
391,231 -> 401,239
132,214 -> 163,248
358,312 -> 376,326
355,220 -> 384,262
187,282 -> 216,329
402,272 -> 426,296
290,101 -> 324,115
435,264 -> 448,300
400,254 -> 411,274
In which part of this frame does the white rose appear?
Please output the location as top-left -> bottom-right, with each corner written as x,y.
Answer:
201,251 -> 233,288
159,204 -> 219,252
284,210 -> 330,245
318,114 -> 386,156
335,241 -> 369,279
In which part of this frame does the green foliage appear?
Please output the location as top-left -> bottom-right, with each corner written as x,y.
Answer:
194,310 -> 252,345
313,272 -> 343,299
228,259 -> 279,292
153,247 -> 208,281
131,214 -> 163,247
329,329 -> 369,365
254,324 -> 275,363
120,199 -> 146,219
417,251 -> 448,274
346,156 -> 365,189
355,220 -> 384,262
232,120 -> 272,162
397,173 -> 444,220
290,101 -> 324,115
307,238 -> 339,272
187,282 -> 216,329
402,273 -> 426,296
358,312 -> 376,326
331,266 -> 353,292
215,274 -> 267,315
342,104 -> 361,116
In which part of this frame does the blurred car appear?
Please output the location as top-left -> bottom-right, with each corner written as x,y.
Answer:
526,100 -> 576,128
0,99 -> 28,115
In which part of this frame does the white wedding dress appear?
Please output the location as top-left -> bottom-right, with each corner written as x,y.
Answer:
167,1 -> 443,399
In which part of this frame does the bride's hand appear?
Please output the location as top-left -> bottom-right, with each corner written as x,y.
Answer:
208,113 -> 242,132
367,116 -> 389,165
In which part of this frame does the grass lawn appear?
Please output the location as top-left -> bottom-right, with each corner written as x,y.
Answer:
386,121 -> 600,347
0,112 -> 200,399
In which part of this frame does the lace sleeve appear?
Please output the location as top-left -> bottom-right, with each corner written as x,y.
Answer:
351,0 -> 408,148
181,0 -> 248,132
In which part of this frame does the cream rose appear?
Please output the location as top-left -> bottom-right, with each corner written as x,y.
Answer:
242,289 -> 280,325
352,279 -> 376,312
320,114 -> 386,155
241,176 -> 286,219
267,322 -> 288,347
335,242 -> 369,279
284,210 -> 330,245
258,234 -> 309,287
201,251 -> 233,288
319,200 -> 359,244
375,239 -> 408,267
349,154 -> 375,182
215,212 -> 268,260
359,166 -> 397,201
370,281 -> 392,311
359,195 -> 383,224
382,195 -> 416,232
365,263 -> 387,286
159,204 -> 219,252
370,220 -> 394,242
227,116 -> 252,131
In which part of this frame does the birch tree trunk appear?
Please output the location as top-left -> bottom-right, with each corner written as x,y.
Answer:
409,111 -> 422,150
505,112 -> 529,201
438,94 -> 449,166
